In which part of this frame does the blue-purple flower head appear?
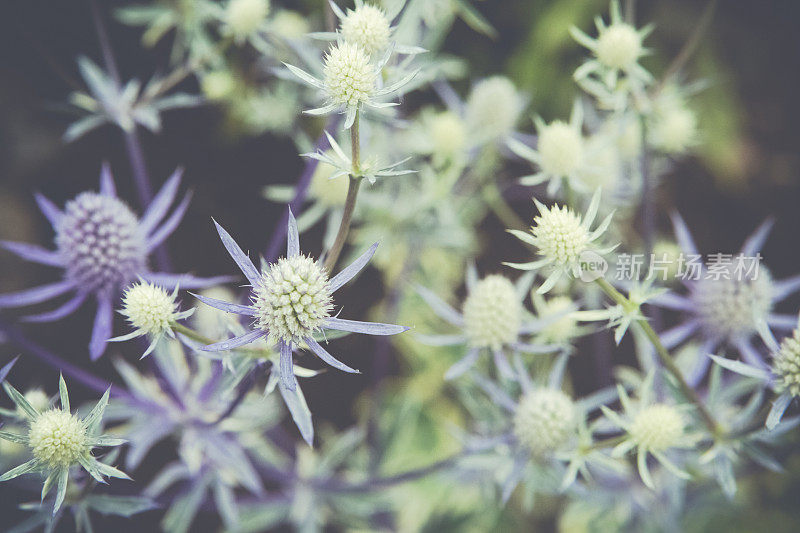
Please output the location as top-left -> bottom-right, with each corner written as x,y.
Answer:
0,164 -> 228,359
197,208 -> 409,390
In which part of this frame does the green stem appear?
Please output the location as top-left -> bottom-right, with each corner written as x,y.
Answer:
593,278 -> 723,437
323,112 -> 362,272
482,183 -> 526,231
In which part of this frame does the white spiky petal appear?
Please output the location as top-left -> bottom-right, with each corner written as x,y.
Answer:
28,409 -> 88,469
513,389 -> 576,455
462,275 -> 521,350
323,42 -> 377,107
254,255 -> 333,343
340,4 -> 391,55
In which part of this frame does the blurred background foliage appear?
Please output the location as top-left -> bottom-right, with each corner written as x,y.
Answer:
1,0 -> 800,531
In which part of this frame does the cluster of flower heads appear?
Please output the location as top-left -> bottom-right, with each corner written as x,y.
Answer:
2,0 -> 800,531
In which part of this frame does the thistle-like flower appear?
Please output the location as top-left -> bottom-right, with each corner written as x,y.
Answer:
513,388 -> 577,456
465,76 -> 525,143
570,1 -> 653,108
648,90 -> 699,154
650,215 -> 800,385
319,1 -> 425,56
506,189 -> 616,293
601,373 -> 696,489
109,281 -> 194,357
224,0 -> 270,43
416,267 -> 561,380
285,40 -> 417,129
0,376 -> 127,514
195,209 -> 408,390
508,101 -> 587,196
0,165 -> 228,359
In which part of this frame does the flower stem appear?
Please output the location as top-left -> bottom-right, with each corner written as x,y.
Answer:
483,183 -> 527,231
323,112 -> 362,272
593,277 -> 723,437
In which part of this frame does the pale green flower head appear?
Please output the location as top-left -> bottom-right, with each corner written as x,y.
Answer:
225,0 -> 270,42
110,281 -> 194,358
506,189 -> 616,294
0,376 -> 128,514
253,254 -> 334,344
513,388 -> 577,456
463,275 -> 522,350
340,3 -> 392,55
773,326 -> 800,398
466,76 -> 524,142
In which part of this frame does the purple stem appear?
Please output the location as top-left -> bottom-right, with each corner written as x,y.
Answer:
89,0 -> 170,271
264,116 -> 340,261
0,319 -> 131,400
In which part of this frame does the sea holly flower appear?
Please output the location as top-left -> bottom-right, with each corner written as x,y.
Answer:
65,57 -> 201,142
196,209 -> 408,390
709,315 -> 800,431
647,87 -> 699,154
223,0 -> 270,44
507,101 -> 589,196
284,40 -> 418,129
570,0 -> 653,109
649,215 -> 800,385
416,267 -> 561,380
0,375 -> 128,514
601,372 -> 698,490
464,76 -> 526,144
109,281 -> 195,358
302,130 -> 415,184
0,165 -> 228,359
463,354 -> 621,501
313,1 -> 425,56
506,189 -> 617,293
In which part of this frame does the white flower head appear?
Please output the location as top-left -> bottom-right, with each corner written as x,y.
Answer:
110,281 -> 194,358
340,3 -> 392,55
285,40 -> 417,129
570,1 -> 653,108
463,275 -> 522,350
466,76 -> 524,142
602,372 -> 695,489
507,189 -> 616,293
648,91 -> 698,154
254,254 -> 334,344
773,326 -> 800,398
225,0 -> 270,42
508,101 -> 588,196
514,388 -> 577,455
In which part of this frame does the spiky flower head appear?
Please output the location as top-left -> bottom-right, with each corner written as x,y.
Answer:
693,270 -> 773,341
595,22 -> 643,70
537,120 -> 584,178
28,409 -> 89,469
202,70 -> 237,101
254,255 -> 334,343
120,282 -> 180,336
272,9 -> 309,40
466,76 -> 522,140
462,275 -> 522,350
323,42 -> 377,108
20,389 -> 51,416
507,190 -> 614,293
648,102 -> 698,154
429,111 -> 467,162
225,0 -> 270,41
340,3 -> 391,55
773,327 -> 800,397
0,376 -> 128,514
513,388 -> 576,455
534,295 -> 580,344
629,404 -> 685,452
56,192 -> 146,293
